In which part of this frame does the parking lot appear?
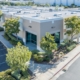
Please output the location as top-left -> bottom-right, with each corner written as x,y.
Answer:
0,41 -> 9,72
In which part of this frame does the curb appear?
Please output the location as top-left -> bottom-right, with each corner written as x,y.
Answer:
49,51 -> 80,80
0,41 -> 8,48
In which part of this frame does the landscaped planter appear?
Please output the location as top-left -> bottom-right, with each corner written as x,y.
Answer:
32,40 -> 77,64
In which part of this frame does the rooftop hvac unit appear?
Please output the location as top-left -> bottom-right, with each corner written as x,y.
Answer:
49,9 -> 53,12
17,11 -> 21,13
71,12 -> 77,14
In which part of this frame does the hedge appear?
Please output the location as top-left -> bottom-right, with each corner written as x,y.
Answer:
11,70 -> 21,80
4,33 -> 24,45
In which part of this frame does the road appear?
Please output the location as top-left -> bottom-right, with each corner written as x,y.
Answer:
0,42 -> 9,72
57,57 -> 80,80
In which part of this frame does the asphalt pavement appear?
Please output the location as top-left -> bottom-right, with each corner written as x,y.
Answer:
0,41 -> 9,72
57,57 -> 80,80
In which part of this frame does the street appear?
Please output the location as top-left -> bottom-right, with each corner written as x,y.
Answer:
57,57 -> 80,80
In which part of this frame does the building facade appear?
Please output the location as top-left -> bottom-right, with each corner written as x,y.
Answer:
0,7 -> 80,50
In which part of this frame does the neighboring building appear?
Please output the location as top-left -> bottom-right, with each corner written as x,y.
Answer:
0,0 -> 80,6
0,7 -> 80,50
33,0 -> 80,6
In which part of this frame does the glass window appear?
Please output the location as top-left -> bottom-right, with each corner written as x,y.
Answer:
26,32 -> 37,45
51,32 -> 60,44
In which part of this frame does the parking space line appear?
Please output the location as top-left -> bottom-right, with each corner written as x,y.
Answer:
0,62 -> 6,65
0,54 -> 6,57
0,48 -> 6,50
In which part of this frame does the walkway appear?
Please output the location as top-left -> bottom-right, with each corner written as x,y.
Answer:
30,45 -> 80,80
0,31 -> 13,48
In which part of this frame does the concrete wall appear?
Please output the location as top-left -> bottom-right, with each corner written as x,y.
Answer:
18,18 -> 64,50
40,19 -> 64,43
22,19 -> 41,46
1,13 -> 64,50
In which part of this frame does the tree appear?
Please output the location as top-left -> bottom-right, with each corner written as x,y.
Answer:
65,16 -> 80,42
55,5 -> 59,11
6,42 -> 32,71
40,32 -> 57,55
0,10 -> 3,22
0,10 -> 3,18
3,17 -> 20,38
45,3 -> 50,7
27,1 -> 34,6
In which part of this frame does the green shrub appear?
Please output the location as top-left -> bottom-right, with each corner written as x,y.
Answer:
37,57 -> 44,62
37,52 -> 45,55
20,71 -> 31,80
4,33 -> 11,40
64,6 -> 68,8
11,70 -> 21,80
0,27 -> 4,31
32,50 -> 39,58
33,54 -> 38,60
19,40 -> 24,45
67,46 -> 72,51
67,44 -> 76,51
44,56 -> 50,62
0,70 -> 15,80
32,50 -> 39,54
32,51 -> 51,62
9,40 -> 17,45
0,71 -> 5,77
5,69 -> 12,75
60,42 -> 66,47
63,39 -> 69,44
2,75 -> 16,80
20,76 -> 30,80
8,34 -> 17,41
4,33 -> 24,45
33,54 -> 44,63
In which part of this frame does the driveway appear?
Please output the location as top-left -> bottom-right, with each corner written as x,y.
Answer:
0,41 -> 9,72
57,57 -> 80,80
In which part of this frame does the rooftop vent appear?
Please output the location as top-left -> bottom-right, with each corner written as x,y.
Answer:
71,12 -> 77,14
49,9 -> 53,12
54,13 -> 62,16
33,14 -> 40,17
17,11 -> 21,13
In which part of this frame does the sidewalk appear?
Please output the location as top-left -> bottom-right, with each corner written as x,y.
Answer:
0,31 -> 13,48
31,45 -> 80,80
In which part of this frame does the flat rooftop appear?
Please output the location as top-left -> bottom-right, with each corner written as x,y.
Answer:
1,6 -> 80,22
